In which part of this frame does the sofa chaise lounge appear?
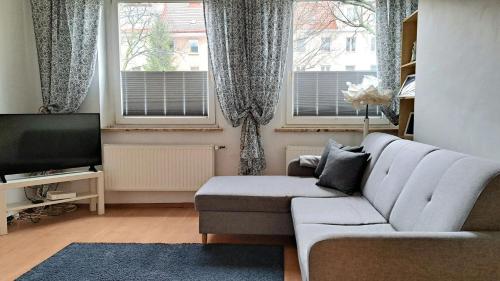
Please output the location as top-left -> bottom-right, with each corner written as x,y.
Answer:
194,133 -> 500,281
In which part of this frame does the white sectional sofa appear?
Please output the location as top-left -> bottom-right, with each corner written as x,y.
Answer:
195,133 -> 500,281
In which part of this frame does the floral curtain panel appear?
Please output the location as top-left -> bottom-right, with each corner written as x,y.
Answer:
203,0 -> 292,175
31,0 -> 101,113
376,0 -> 418,125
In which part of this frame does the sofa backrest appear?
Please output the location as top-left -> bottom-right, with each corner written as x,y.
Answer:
389,149 -> 500,231
361,138 -> 437,218
360,133 -> 400,187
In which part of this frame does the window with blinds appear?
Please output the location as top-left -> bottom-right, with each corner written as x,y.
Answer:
117,2 -> 210,121
292,0 -> 381,121
121,71 -> 208,116
293,71 -> 379,117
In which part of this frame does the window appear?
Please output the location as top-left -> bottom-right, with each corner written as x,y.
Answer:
296,38 -> 307,52
112,1 -> 214,125
371,37 -> 376,52
289,0 -> 384,125
346,7 -> 360,21
189,40 -> 199,53
320,37 -> 331,51
346,36 -> 357,52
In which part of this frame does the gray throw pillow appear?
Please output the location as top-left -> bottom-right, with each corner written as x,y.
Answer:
316,148 -> 370,195
314,139 -> 363,178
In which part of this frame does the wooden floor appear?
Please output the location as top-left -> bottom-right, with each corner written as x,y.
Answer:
0,205 -> 301,281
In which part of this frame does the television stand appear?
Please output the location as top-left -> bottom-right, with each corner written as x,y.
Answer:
0,171 -> 104,235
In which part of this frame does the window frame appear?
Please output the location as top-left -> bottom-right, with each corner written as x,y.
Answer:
320,36 -> 331,51
346,36 -> 357,52
189,39 -> 199,54
107,0 -> 216,126
285,0 -> 388,126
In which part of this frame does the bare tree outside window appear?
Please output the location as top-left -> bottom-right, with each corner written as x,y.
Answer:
117,2 -> 210,118
292,0 -> 380,118
118,2 -> 208,72
293,0 -> 376,71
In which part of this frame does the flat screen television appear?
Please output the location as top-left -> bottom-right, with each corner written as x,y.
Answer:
0,113 -> 101,183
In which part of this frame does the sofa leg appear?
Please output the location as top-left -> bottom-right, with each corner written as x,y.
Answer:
202,233 -> 208,244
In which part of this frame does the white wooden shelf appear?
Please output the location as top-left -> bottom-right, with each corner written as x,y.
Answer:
0,171 -> 105,235
0,171 -> 101,190
7,192 -> 98,212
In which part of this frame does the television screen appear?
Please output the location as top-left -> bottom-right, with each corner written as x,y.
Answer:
0,114 -> 101,180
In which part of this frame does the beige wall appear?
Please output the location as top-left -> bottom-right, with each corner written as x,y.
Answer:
415,0 -> 500,161
80,75 -> 364,202
81,41 -> 365,203
1,1 -> 366,204
0,0 -> 42,204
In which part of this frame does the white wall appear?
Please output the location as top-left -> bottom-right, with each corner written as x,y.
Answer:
0,0 -> 42,204
415,0 -> 500,161
77,38 -> 365,203
4,1 -> 367,204
69,1 -> 368,203
84,85 -> 364,203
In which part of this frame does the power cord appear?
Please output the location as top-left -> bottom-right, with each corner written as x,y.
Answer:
17,170 -> 77,224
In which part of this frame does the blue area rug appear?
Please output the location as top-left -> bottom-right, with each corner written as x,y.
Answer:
17,243 -> 284,281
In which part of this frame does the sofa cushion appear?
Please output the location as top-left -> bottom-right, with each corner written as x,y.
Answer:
195,176 -> 348,213
359,133 -> 400,187
291,197 -> 386,225
389,150 -> 500,232
314,139 -> 343,177
314,140 -> 363,178
362,140 -> 437,218
295,223 -> 395,281
317,149 -> 370,195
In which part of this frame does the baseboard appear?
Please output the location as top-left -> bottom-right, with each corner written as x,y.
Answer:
76,203 -> 194,209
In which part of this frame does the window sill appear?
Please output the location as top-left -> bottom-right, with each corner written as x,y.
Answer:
102,126 -> 224,133
275,126 -> 398,133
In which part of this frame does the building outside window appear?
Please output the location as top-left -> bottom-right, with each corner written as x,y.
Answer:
320,37 -> 331,51
113,1 -> 214,125
189,40 -> 199,53
296,38 -> 307,52
290,0 -> 382,124
321,65 -> 331,71
346,36 -> 357,52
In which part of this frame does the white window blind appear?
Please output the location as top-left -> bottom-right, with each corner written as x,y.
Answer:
293,71 -> 380,117
121,71 -> 208,116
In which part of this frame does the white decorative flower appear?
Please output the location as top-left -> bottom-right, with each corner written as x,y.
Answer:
343,76 -> 393,109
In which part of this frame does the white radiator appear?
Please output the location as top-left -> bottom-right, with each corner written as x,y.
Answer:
103,144 -> 215,192
285,145 -> 323,173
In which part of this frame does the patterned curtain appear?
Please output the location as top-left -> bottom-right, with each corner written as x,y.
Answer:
31,0 -> 101,113
376,0 -> 418,125
203,0 -> 292,175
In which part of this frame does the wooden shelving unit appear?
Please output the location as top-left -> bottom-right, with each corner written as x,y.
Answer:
0,171 -> 105,235
398,10 -> 418,139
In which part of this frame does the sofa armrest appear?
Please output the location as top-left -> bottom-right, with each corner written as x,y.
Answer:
308,231 -> 500,281
287,158 -> 315,177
